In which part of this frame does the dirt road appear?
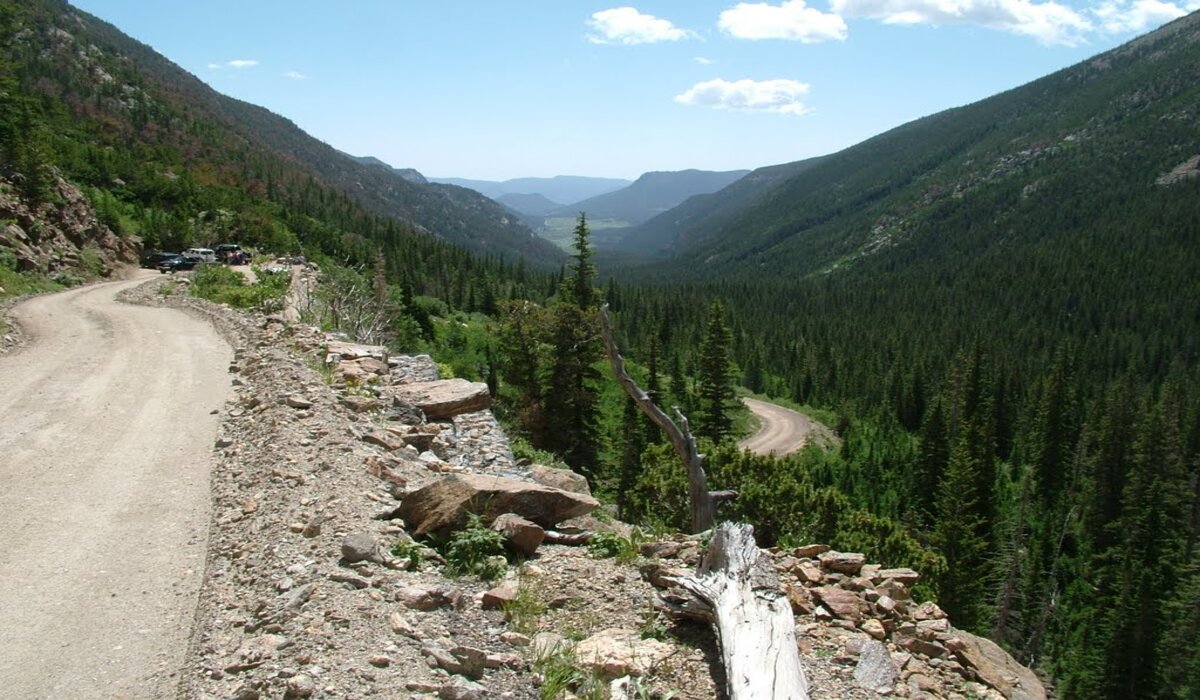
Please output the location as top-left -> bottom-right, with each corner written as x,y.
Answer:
0,272 -> 230,699
738,397 -> 832,456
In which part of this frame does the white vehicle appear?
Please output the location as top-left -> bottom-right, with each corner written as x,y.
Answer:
185,247 -> 216,263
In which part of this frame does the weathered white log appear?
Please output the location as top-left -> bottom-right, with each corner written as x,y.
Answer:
677,522 -> 809,700
598,304 -> 735,533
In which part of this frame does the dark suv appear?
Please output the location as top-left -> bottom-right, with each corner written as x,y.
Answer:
141,251 -> 181,269
157,254 -> 201,273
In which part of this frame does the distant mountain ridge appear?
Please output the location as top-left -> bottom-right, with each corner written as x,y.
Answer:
634,11 -> 1200,281
430,175 -> 631,207
556,169 -> 750,227
1,1 -> 563,265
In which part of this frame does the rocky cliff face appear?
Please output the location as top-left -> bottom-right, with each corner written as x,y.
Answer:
0,175 -> 140,277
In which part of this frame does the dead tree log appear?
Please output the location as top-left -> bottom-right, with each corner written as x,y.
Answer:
678,522 -> 810,699
598,304 -> 734,533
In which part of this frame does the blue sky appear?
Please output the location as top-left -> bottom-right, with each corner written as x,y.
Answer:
70,1 -> 1197,180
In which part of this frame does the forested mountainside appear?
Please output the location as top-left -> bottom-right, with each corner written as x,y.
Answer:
601,12 -> 1200,698
611,157 -> 823,255
0,0 -> 561,266
556,169 -> 750,227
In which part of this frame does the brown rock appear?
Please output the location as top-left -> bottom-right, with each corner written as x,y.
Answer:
861,618 -> 887,640
397,584 -> 462,611
913,601 -> 947,621
482,580 -> 519,610
796,560 -> 825,585
284,395 -> 314,409
875,567 -> 921,585
363,430 -> 405,451
952,629 -> 1047,700
395,473 -> 600,536
340,395 -> 381,412
529,464 -> 592,495
792,544 -> 831,558
490,513 -> 545,557
785,584 -> 815,614
898,637 -> 948,659
818,551 -> 866,574
812,586 -> 870,622
391,379 -> 490,420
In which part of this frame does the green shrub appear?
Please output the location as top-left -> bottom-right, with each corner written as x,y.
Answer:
587,530 -> 641,564
442,514 -> 508,580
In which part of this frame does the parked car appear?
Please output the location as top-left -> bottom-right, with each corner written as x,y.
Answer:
157,254 -> 201,273
216,244 -> 250,265
186,247 -> 216,263
141,251 -> 181,269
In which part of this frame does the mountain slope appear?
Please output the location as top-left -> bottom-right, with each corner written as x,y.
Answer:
496,192 -> 561,217
647,12 -> 1200,280
4,0 -> 561,265
612,159 -> 823,255
558,169 -> 750,227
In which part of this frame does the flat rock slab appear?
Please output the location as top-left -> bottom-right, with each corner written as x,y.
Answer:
391,379 -> 491,420
325,340 -> 388,363
396,473 -> 600,536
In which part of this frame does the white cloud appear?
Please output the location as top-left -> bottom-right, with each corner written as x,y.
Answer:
719,0 -> 849,42
588,7 -> 695,44
208,59 -> 259,69
283,70 -> 308,80
829,0 -> 1093,45
675,78 -> 812,115
1091,0 -> 1191,33
695,56 -> 716,64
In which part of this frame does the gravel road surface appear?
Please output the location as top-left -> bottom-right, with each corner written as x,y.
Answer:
739,397 -> 831,456
0,272 -> 230,699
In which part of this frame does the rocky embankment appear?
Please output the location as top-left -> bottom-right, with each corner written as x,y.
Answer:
0,175 -> 140,277
123,278 -> 1045,700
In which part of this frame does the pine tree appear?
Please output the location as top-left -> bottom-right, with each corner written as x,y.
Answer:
696,300 -> 736,442
932,433 -> 990,630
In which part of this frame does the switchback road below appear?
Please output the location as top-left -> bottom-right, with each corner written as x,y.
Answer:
0,272 -> 231,699
738,397 -> 834,456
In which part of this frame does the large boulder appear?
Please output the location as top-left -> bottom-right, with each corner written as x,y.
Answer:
574,628 -> 674,678
390,379 -> 491,420
950,630 -> 1047,700
529,464 -> 591,495
396,473 -> 600,536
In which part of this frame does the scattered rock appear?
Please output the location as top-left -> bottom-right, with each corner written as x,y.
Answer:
340,532 -> 380,563
283,394 -> 314,409
437,677 -> 488,700
812,586 -> 870,622
397,584 -> 463,611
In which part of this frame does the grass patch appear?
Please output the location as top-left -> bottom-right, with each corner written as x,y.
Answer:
502,578 -> 547,635
537,216 -> 631,252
